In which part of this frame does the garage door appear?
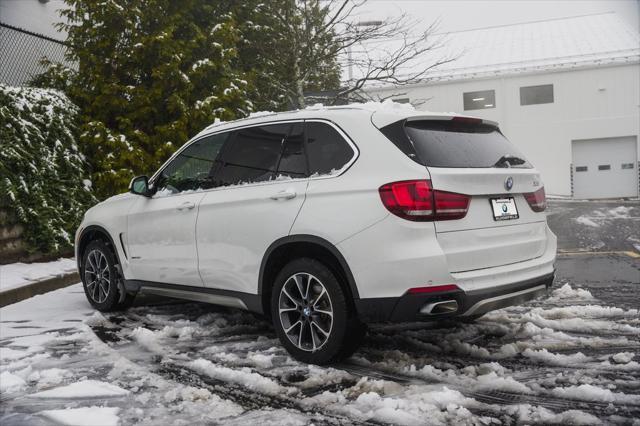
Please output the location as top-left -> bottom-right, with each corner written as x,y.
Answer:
572,137 -> 638,199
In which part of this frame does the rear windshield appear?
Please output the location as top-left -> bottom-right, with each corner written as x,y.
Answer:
381,119 -> 532,168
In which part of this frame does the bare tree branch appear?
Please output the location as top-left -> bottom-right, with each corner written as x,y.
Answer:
278,0 -> 456,108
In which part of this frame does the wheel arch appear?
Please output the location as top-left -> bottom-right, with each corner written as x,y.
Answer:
77,225 -> 122,282
258,235 -> 360,319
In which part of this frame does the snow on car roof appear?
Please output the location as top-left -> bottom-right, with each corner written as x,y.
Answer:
199,100 -> 474,137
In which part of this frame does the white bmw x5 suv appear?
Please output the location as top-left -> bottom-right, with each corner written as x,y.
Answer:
75,105 -> 557,364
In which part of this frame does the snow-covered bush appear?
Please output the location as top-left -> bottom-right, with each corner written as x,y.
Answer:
0,84 -> 96,255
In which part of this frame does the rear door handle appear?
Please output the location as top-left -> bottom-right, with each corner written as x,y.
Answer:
270,189 -> 297,200
176,201 -> 195,210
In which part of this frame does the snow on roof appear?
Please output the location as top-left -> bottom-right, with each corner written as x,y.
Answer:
199,100 -> 465,136
358,12 -> 640,86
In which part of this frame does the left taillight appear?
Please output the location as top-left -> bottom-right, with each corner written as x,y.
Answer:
524,187 -> 546,212
379,179 -> 470,221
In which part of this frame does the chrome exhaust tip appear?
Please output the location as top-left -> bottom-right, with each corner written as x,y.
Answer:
420,300 -> 459,315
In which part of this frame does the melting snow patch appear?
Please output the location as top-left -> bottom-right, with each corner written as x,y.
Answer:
27,368 -> 72,388
188,358 -> 293,396
574,216 -> 600,227
612,352 -> 635,364
522,348 -> 591,366
28,380 -> 129,399
0,371 -> 26,393
130,327 -> 164,353
608,206 -> 633,218
551,384 -> 640,404
549,283 -> 594,301
40,406 -> 120,426
507,404 -> 600,425
0,346 -> 29,361
474,372 -> 532,394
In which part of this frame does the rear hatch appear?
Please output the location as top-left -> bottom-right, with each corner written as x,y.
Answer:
378,115 -> 548,273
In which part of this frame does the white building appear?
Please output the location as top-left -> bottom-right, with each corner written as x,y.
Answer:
365,13 -> 640,199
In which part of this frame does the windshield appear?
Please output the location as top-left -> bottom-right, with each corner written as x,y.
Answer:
383,120 -> 532,169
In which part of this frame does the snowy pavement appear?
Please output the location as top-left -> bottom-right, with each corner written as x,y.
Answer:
1,200 -> 639,425
0,258 -> 77,293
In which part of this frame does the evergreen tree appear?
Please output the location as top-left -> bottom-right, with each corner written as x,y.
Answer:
58,0 -> 253,199
0,85 -> 96,255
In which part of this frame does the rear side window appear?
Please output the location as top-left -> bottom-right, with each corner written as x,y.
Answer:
306,122 -> 354,175
216,124 -> 290,186
382,120 -> 532,169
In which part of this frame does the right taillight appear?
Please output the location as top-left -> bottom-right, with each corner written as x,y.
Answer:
524,187 -> 546,212
379,180 -> 470,221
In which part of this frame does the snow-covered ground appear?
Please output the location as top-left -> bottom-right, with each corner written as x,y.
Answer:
0,258 -> 77,292
1,200 -> 638,425
1,280 -> 638,425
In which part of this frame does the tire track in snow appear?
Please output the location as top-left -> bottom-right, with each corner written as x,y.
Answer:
88,318 -> 378,425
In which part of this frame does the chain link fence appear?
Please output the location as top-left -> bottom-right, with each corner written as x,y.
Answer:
0,22 -> 75,86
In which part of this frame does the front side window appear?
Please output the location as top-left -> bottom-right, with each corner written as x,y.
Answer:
306,122 -> 354,176
463,90 -> 496,110
520,84 -> 554,105
155,132 -> 229,195
215,124 -> 290,186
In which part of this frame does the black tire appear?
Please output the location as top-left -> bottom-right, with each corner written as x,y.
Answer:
81,239 -> 135,312
271,257 -> 364,364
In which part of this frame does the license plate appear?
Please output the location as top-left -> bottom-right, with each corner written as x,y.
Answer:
490,197 -> 519,221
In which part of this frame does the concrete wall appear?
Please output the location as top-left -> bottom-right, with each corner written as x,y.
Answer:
368,63 -> 640,196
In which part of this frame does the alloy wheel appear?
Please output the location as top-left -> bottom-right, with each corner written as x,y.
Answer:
278,273 -> 334,352
84,249 -> 111,304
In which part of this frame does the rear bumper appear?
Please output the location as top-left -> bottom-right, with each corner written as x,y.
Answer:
355,272 -> 554,323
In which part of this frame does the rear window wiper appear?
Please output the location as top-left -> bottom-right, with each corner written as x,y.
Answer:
493,155 -> 526,168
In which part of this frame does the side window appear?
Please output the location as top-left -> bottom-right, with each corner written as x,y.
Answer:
277,122 -> 307,178
155,132 -> 229,195
216,123 -> 290,186
306,122 -> 354,176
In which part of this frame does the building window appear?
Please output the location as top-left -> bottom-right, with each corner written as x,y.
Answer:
598,164 -> 611,171
621,163 -> 634,169
520,84 -> 554,105
575,166 -> 588,172
463,90 -> 495,110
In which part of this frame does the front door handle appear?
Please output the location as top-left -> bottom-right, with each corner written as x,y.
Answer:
176,201 -> 195,211
270,189 -> 297,200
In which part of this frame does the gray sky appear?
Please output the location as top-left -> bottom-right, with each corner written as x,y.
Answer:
0,0 -> 67,39
0,0 -> 638,40
353,0 -> 639,33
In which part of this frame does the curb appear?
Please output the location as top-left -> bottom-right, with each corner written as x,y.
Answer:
0,272 -> 80,308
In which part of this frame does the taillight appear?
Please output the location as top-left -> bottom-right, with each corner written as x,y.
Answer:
524,187 -> 546,212
379,180 -> 470,221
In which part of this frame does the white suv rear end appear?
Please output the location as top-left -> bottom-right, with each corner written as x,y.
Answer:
75,105 -> 556,364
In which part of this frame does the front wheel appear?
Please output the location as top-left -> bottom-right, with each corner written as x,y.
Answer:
81,240 -> 134,312
271,258 -> 364,364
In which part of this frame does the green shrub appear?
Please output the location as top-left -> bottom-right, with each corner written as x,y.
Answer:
0,84 -> 96,255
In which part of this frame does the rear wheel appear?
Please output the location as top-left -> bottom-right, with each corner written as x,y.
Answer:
271,257 -> 364,364
81,239 -> 135,312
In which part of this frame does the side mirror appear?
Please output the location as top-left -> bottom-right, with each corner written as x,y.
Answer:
129,175 -> 152,197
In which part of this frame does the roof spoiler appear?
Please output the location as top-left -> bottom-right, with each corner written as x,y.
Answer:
371,111 -> 499,129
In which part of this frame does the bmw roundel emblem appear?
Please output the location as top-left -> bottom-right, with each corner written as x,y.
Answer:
502,204 -> 508,212
505,176 -> 514,191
